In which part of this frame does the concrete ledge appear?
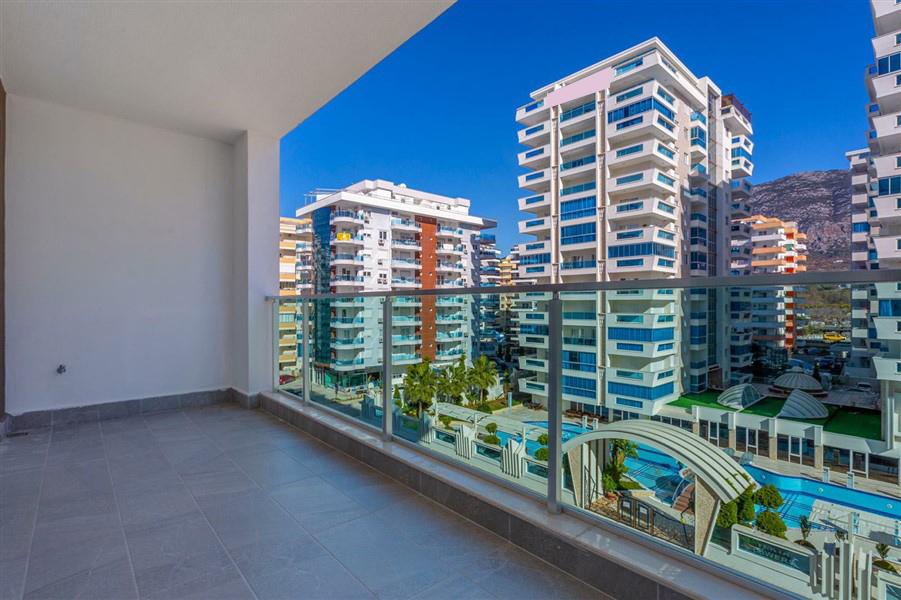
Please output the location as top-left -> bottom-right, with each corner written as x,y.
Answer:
261,391 -> 799,600
8,388 -> 234,432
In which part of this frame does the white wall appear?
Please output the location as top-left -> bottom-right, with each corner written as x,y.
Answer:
5,94 -> 237,414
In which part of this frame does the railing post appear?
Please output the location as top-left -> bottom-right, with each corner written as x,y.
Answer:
547,291 -> 562,513
302,298 -> 311,404
382,297 -> 393,441
271,298 -> 280,390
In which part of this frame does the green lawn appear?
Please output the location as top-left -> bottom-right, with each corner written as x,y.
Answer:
666,391 -> 882,440
667,391 -> 732,412
822,407 -> 882,440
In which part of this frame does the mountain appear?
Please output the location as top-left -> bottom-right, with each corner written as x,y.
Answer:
747,170 -> 850,271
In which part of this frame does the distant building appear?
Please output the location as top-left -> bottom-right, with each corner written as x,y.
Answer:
475,233 -> 502,358
513,37 -> 753,416
294,179 -> 494,390
277,216 -> 312,378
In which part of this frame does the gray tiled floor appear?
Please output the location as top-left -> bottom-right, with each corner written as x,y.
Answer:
0,405 -> 601,599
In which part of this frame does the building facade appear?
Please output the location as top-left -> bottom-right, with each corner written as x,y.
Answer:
295,179 -> 494,391
474,233 -> 502,358
844,0 -> 901,452
513,38 -> 753,417
278,216 -> 312,379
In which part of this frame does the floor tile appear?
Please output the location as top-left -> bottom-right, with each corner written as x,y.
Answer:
124,511 -> 235,599
196,488 -> 300,550
270,477 -> 372,533
117,486 -> 198,528
241,553 -> 374,600
230,449 -> 315,489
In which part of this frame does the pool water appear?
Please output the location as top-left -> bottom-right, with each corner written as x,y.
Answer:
744,465 -> 901,529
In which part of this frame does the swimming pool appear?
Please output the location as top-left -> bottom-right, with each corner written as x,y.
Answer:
744,465 -> 901,528
494,420 -> 900,526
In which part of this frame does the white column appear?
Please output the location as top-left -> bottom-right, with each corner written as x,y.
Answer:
232,131 -> 279,402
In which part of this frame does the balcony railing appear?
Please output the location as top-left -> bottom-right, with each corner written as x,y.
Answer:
270,269 -> 901,600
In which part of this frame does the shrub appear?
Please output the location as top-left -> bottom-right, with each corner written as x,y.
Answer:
602,472 -> 617,494
799,516 -> 811,542
874,560 -> 898,574
534,447 -> 549,461
716,500 -> 738,529
755,510 -> 787,539
476,402 -> 493,414
483,434 -> 500,446
617,480 -> 642,491
438,415 -> 452,429
537,433 -> 549,446
754,484 -> 784,510
485,422 -> 498,434
876,542 -> 890,560
733,485 -> 756,524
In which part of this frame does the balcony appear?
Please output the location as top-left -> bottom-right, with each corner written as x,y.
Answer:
8,6 -> 901,600
390,218 -> 421,232
607,168 -> 677,198
518,193 -> 550,212
516,120 -> 551,147
874,235 -> 901,265
330,209 -> 364,225
391,239 -> 421,251
515,98 -> 550,126
872,196 -> 901,223
518,216 -> 550,235
517,168 -> 551,191
607,140 -> 677,171
517,144 -> 551,169
607,197 -> 678,225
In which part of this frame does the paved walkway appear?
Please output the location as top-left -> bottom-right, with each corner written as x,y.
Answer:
0,404 -> 601,600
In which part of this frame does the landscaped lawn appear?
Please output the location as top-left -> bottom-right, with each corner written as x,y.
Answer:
822,406 -> 882,440
741,396 -> 786,417
667,391 -> 731,412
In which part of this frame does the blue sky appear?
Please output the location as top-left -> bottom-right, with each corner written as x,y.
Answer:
281,0 -> 873,254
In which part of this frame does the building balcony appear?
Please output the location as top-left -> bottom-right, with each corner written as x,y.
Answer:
869,71 -> 901,114
731,157 -> 754,179
874,235 -> 901,265
330,275 -> 365,287
872,196 -> 901,223
515,98 -> 550,126
390,218 -> 421,232
873,317 -> 901,341
609,49 -> 705,107
518,216 -> 551,235
518,168 -> 551,192
331,317 -> 365,327
606,109 -> 677,144
730,179 -> 752,199
391,277 -> 421,288
391,259 -> 422,270
720,95 -> 753,136
607,197 -> 678,225
331,234 -> 365,246
518,377 -> 548,396
607,140 -> 677,171
518,192 -> 550,212
871,111 -> 901,154
391,239 -> 421,251
332,253 -> 364,266
330,210 -> 365,225
517,120 -> 551,147
873,356 -> 901,382
607,168 -> 677,198
517,144 -> 551,169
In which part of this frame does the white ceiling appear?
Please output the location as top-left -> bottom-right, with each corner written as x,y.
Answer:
0,1 -> 453,141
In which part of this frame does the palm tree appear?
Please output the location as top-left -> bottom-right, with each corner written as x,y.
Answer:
799,516 -> 811,543
469,355 -> 498,406
607,439 -> 639,481
447,356 -> 468,405
402,359 -> 437,417
435,368 -> 453,406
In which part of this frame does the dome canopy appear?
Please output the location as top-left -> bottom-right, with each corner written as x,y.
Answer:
778,389 -> 829,420
718,384 -> 762,410
772,368 -> 823,392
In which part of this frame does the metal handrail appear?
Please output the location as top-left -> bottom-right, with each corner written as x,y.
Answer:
267,268 -> 901,301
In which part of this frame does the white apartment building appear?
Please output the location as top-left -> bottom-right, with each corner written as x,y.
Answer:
295,179 -> 494,391
277,216 -> 313,379
475,233 -> 503,358
844,0 -> 901,451
513,38 -> 753,417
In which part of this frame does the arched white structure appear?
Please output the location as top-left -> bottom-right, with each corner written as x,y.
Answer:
778,389 -> 829,419
717,384 -> 762,410
561,420 -> 754,502
772,368 -> 823,392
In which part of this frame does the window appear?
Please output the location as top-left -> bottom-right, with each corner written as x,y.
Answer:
853,222 -> 870,233
615,86 -> 643,102
560,196 -> 596,221
616,229 -> 643,240
608,327 -> 675,342
520,253 -> 550,265
877,51 -> 901,76
616,143 -> 643,157
607,97 -> 675,123
656,87 -> 675,105
616,370 -> 643,380
560,101 -> 595,122
615,398 -> 643,409
563,351 -> 596,372
560,129 -> 595,147
896,115 -> 901,126
896,74 -> 901,86
560,222 -> 596,245
896,33 -> 901,44
562,375 -> 596,398
616,116 -> 643,130
616,258 -> 643,267
616,342 -> 643,351
877,175 -> 901,196
656,145 -> 675,159
608,242 -> 675,259
616,173 -> 643,185
561,181 -> 596,196
608,381 -> 674,400
657,173 -> 675,186
560,154 -> 596,171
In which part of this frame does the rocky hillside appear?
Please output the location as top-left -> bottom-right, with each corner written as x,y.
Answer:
747,170 -> 850,271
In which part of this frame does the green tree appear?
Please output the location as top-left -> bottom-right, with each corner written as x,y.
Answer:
755,510 -> 787,539
402,360 -> 437,417
534,447 -> 549,461
609,439 -> 639,480
754,484 -> 784,510
392,386 -> 402,409
716,501 -> 738,529
447,356 -> 468,405
485,422 -> 498,434
435,368 -> 454,405
737,486 -> 757,523
469,355 -> 498,405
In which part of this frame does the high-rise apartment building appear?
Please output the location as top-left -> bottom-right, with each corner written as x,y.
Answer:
475,233 -> 502,358
278,216 -> 313,379
513,38 -> 753,416
845,0 -> 901,449
733,215 -> 807,356
295,179 -> 494,391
